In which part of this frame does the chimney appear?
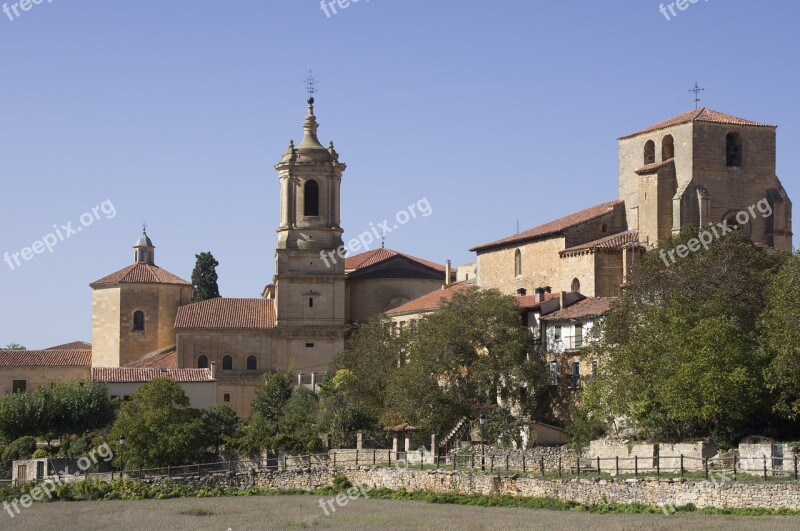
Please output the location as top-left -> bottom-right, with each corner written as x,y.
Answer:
210,361 -> 216,379
534,287 -> 545,303
544,286 -> 552,294
516,288 -> 527,296
560,291 -> 567,310
445,260 -> 452,288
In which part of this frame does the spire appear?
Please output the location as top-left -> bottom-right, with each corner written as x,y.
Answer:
297,97 -> 326,151
133,226 -> 155,265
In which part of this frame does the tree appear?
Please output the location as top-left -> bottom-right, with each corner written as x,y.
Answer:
582,228 -> 784,446
202,404 -> 240,457
1,344 -> 25,351
0,387 -> 51,441
191,251 -> 221,302
109,378 -> 208,468
275,387 -> 323,453
251,371 -> 294,435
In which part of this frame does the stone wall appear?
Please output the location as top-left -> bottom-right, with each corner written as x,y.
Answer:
587,440 -> 715,473
459,445 -> 579,471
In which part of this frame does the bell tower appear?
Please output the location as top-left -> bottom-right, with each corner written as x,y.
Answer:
273,97 -> 346,331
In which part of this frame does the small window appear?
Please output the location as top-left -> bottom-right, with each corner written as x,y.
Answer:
309,297 -> 314,308
197,355 -> 209,369
554,325 -> 562,341
133,311 -> 145,331
247,355 -> 257,371
305,343 -> 315,348
222,355 -> 233,371
726,132 -> 742,167
514,249 -> 522,277
12,380 -> 26,393
223,393 -> 231,403
304,180 -> 320,216
571,362 -> 581,388
601,224 -> 608,233
644,140 -> 656,164
575,323 -> 583,348
571,278 -> 580,293
662,135 -> 675,161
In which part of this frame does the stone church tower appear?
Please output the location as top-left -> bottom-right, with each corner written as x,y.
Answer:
618,108 -> 792,250
273,97 -> 346,351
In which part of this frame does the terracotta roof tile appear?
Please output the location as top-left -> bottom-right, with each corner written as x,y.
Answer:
515,292 -> 561,310
620,108 -> 775,140
635,159 -> 674,175
45,341 -> 92,351
175,298 -> 277,330
124,347 -> 177,369
470,201 -> 623,253
560,230 -> 640,255
541,298 -> 615,321
385,282 -> 474,316
91,263 -> 191,286
92,367 -> 213,383
345,248 -> 449,273
0,350 -> 91,367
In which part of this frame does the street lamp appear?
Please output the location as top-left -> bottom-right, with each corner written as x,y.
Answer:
117,435 -> 125,476
479,413 -> 486,472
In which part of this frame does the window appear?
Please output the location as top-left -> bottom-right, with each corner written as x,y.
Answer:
571,278 -> 581,293
662,135 -> 674,161
305,342 -> 315,348
309,297 -> 314,308
197,355 -> 209,369
726,132 -> 742,167
36,461 -> 44,480
514,249 -> 522,277
575,324 -> 583,348
12,380 -> 26,393
549,361 -> 558,386
571,362 -> 581,388
133,311 -> 145,331
247,355 -> 257,371
222,355 -> 233,371
591,359 -> 598,379
644,140 -> 656,164
554,325 -> 562,341
304,180 -> 320,216
223,393 -> 231,403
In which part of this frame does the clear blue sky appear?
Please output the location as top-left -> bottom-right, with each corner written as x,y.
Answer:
1,0 -> 798,348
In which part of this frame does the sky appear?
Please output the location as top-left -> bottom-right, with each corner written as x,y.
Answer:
1,0 -> 798,348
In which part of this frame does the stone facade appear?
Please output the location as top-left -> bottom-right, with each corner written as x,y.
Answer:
0,365 -> 89,396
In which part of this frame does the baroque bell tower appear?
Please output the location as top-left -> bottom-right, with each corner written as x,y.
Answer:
273,96 -> 346,359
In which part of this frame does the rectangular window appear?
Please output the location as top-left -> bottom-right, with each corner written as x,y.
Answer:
554,325 -> 562,341
309,298 -> 314,308
305,343 -> 315,348
36,461 -> 44,480
571,361 -> 581,388
549,360 -> 558,386
223,393 -> 231,403
12,380 -> 26,393
574,324 -> 583,348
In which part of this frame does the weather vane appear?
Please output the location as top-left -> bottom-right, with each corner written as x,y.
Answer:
689,82 -> 705,110
142,221 -> 147,233
305,70 -> 317,98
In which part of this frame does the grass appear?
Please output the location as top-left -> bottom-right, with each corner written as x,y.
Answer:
178,507 -> 214,516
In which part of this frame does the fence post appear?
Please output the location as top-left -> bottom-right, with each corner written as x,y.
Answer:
490,455 -> 494,474
522,455 -> 526,474
167,465 -> 171,478
355,449 -> 359,467
656,454 -> 660,477
332,452 -> 336,469
540,456 -> 545,477
471,453 -> 475,469
558,456 -> 562,478
764,456 -> 768,482
506,454 -> 509,471
420,451 -> 424,470
373,449 -> 377,466
704,457 -> 709,479
615,456 -> 619,477
597,456 -> 601,476
284,454 -> 288,471
795,454 -> 798,481
680,455 -> 684,478
453,453 -> 456,471
634,456 -> 638,477
388,449 -> 391,467
577,457 -> 581,476
733,455 -> 737,481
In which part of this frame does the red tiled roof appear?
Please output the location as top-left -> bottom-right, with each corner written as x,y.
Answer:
175,298 -> 277,330
620,108 -> 775,140
92,263 -> 191,286
45,341 -> 92,351
124,347 -> 177,369
470,201 -> 623,253
635,159 -> 674,175
385,282 -> 474,316
561,231 -> 640,255
0,350 -> 91,367
92,367 -> 213,383
540,298 -> 615,321
515,292 -> 561,310
345,248 -> 449,273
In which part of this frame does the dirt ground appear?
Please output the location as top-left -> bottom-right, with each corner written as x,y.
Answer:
3,495 -> 800,530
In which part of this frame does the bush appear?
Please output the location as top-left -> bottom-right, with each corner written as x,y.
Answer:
0,436 -> 37,479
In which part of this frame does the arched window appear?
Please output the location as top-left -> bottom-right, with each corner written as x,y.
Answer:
304,180 -> 319,216
726,132 -> 742,167
197,355 -> 208,369
514,249 -> 522,277
571,278 -> 581,293
222,355 -> 233,371
133,311 -> 145,331
662,135 -> 675,161
644,140 -> 655,164
247,355 -> 257,371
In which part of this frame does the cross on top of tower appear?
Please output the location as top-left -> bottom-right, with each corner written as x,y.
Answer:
689,82 -> 705,110
142,221 -> 147,234
305,70 -> 317,99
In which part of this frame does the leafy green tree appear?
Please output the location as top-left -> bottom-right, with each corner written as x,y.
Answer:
191,251 -> 221,302
251,371 -> 294,435
274,387 -> 323,453
0,436 -> 36,479
0,386 -> 52,440
109,379 -> 208,468
1,344 -> 25,351
202,404 -> 240,457
50,380 -> 116,439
